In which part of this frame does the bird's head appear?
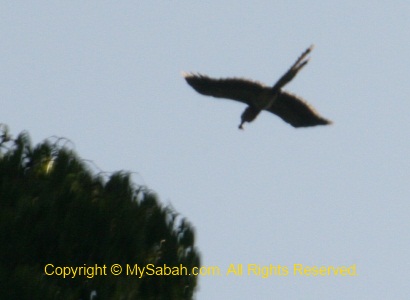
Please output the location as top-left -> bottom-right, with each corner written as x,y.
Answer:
239,106 -> 261,130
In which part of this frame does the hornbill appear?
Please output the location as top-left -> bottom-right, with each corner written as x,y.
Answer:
183,45 -> 332,130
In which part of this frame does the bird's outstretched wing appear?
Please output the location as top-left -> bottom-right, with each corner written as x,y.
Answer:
183,73 -> 267,106
267,91 -> 332,127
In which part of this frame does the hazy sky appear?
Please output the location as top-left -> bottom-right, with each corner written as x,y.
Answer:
2,1 -> 409,299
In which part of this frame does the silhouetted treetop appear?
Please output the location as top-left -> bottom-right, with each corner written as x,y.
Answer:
0,125 -> 200,300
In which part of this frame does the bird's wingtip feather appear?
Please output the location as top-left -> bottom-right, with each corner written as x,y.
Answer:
181,71 -> 191,78
182,71 -> 204,79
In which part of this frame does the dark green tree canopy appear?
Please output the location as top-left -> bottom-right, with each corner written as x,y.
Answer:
0,125 -> 200,299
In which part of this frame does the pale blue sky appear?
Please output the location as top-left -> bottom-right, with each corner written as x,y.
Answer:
2,1 -> 410,299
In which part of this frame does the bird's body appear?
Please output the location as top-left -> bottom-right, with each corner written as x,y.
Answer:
183,45 -> 332,129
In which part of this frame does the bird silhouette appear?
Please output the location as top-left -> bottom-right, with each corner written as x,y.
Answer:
183,45 -> 332,130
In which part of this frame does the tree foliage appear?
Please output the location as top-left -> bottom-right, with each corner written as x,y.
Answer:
0,125 -> 200,299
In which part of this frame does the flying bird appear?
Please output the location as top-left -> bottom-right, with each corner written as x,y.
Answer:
183,45 -> 332,130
